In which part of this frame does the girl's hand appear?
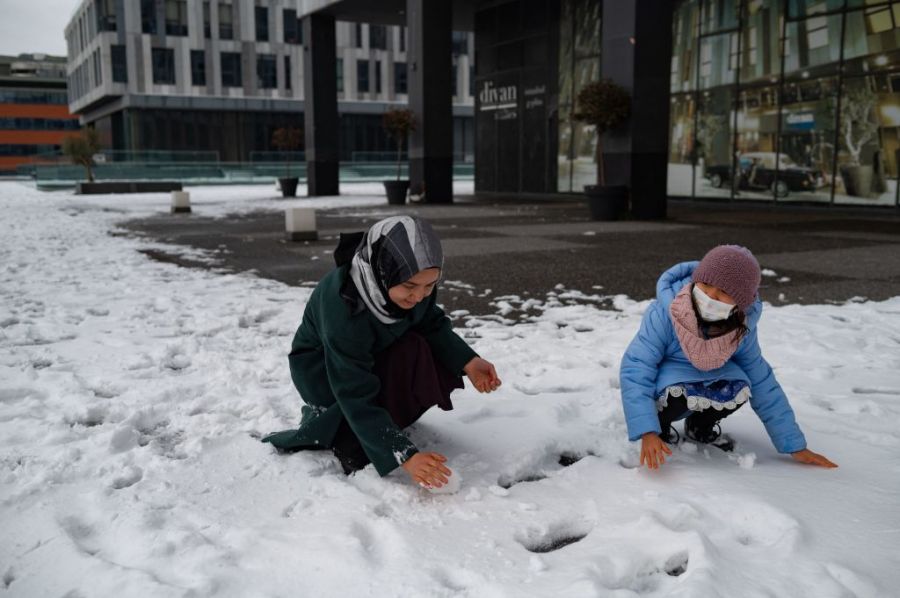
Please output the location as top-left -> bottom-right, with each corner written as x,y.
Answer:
463,357 -> 502,393
402,452 -> 452,488
791,448 -> 838,468
641,432 -> 673,470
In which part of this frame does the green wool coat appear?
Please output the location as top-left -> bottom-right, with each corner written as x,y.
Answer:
262,264 -> 477,476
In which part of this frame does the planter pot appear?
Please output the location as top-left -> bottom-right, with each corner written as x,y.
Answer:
384,180 -> 410,205
278,177 -> 299,198
839,165 -> 873,198
584,185 -> 628,221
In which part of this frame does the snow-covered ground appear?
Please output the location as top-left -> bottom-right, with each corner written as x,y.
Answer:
2,181 -> 899,597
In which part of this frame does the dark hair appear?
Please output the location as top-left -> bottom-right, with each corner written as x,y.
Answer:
721,308 -> 749,341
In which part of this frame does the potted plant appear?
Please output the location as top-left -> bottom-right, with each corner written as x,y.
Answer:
62,128 -> 101,191
272,126 -> 303,198
573,79 -> 631,220
839,85 -> 878,198
382,108 -> 417,205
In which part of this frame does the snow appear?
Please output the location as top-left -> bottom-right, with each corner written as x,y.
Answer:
2,181 -> 900,597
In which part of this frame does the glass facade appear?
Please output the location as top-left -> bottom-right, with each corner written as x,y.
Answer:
670,0 -> 900,206
557,0 -> 602,192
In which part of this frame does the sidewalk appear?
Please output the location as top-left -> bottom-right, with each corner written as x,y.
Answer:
124,195 -> 900,315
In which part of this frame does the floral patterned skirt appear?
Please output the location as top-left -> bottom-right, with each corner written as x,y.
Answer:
658,379 -> 751,413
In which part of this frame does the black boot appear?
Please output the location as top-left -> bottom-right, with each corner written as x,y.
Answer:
331,420 -> 371,474
684,417 -> 734,452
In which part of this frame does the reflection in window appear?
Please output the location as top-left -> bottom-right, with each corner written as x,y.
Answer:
221,52 -> 241,87
111,45 -> 127,83
257,55 -> 276,89
357,60 -> 369,93
394,62 -> 407,94
255,6 -> 269,42
151,48 -> 175,85
864,5 -> 893,34
219,3 -> 233,40
191,50 -> 206,86
141,0 -> 156,34
807,14 -> 829,49
165,0 -> 188,36
285,56 -> 291,90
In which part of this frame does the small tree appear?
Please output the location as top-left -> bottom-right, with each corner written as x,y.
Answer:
382,108 -> 417,181
271,126 -> 303,178
841,85 -> 878,166
62,128 -> 101,182
573,79 -> 631,187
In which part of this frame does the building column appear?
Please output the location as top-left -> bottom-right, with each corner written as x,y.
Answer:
407,0 -> 453,203
601,0 -> 673,219
303,13 -> 339,196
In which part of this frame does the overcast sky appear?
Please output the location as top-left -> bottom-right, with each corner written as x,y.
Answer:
0,0 -> 79,57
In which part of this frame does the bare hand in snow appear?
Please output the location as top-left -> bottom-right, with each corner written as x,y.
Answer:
464,357 -> 502,393
641,432 -> 673,470
402,452 -> 452,488
791,448 -> 838,468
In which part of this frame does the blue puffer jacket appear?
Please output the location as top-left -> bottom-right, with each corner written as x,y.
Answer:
619,262 -> 806,453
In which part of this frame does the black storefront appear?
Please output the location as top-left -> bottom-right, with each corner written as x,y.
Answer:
471,0 -> 673,218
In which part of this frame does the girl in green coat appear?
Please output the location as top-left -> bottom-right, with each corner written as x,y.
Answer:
263,216 -> 501,489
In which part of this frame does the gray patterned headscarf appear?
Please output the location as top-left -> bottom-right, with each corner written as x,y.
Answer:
349,216 -> 444,324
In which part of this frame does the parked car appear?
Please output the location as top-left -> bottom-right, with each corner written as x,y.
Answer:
705,152 -> 821,197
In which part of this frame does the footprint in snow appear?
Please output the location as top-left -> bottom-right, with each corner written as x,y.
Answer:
515,519 -> 593,554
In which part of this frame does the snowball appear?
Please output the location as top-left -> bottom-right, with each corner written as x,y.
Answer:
426,471 -> 462,495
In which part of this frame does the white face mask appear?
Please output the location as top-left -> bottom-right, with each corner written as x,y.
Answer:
692,284 -> 735,322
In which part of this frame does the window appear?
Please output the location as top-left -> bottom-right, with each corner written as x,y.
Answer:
255,6 -> 269,41
355,23 -> 364,48
203,1 -> 211,38
219,3 -> 233,40
93,50 -> 102,86
451,63 -> 457,96
865,5 -> 893,34
257,54 -> 276,88
452,31 -> 468,55
0,90 -> 68,104
283,9 -> 300,43
191,50 -> 206,86
111,45 -> 127,83
284,56 -> 291,90
399,26 -> 406,52
141,0 -> 156,34
394,62 -> 407,94
375,60 -> 382,93
806,14 -> 829,49
151,47 -> 175,84
221,51 -> 241,86
165,0 -> 188,35
357,59 -> 369,92
97,0 -> 117,32
370,25 -> 387,49
337,58 -> 344,92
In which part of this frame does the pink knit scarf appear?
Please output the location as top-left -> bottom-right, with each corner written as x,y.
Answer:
668,285 -> 741,371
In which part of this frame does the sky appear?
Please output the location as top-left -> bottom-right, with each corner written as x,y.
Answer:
0,0 -> 77,57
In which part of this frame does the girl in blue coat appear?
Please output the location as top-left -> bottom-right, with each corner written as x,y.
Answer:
619,245 -> 837,470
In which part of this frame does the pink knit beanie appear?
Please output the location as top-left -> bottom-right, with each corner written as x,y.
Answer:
692,245 -> 761,310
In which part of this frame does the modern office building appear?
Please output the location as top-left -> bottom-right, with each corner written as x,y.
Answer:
0,54 -> 79,175
66,0 -> 896,211
64,0 -> 475,163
